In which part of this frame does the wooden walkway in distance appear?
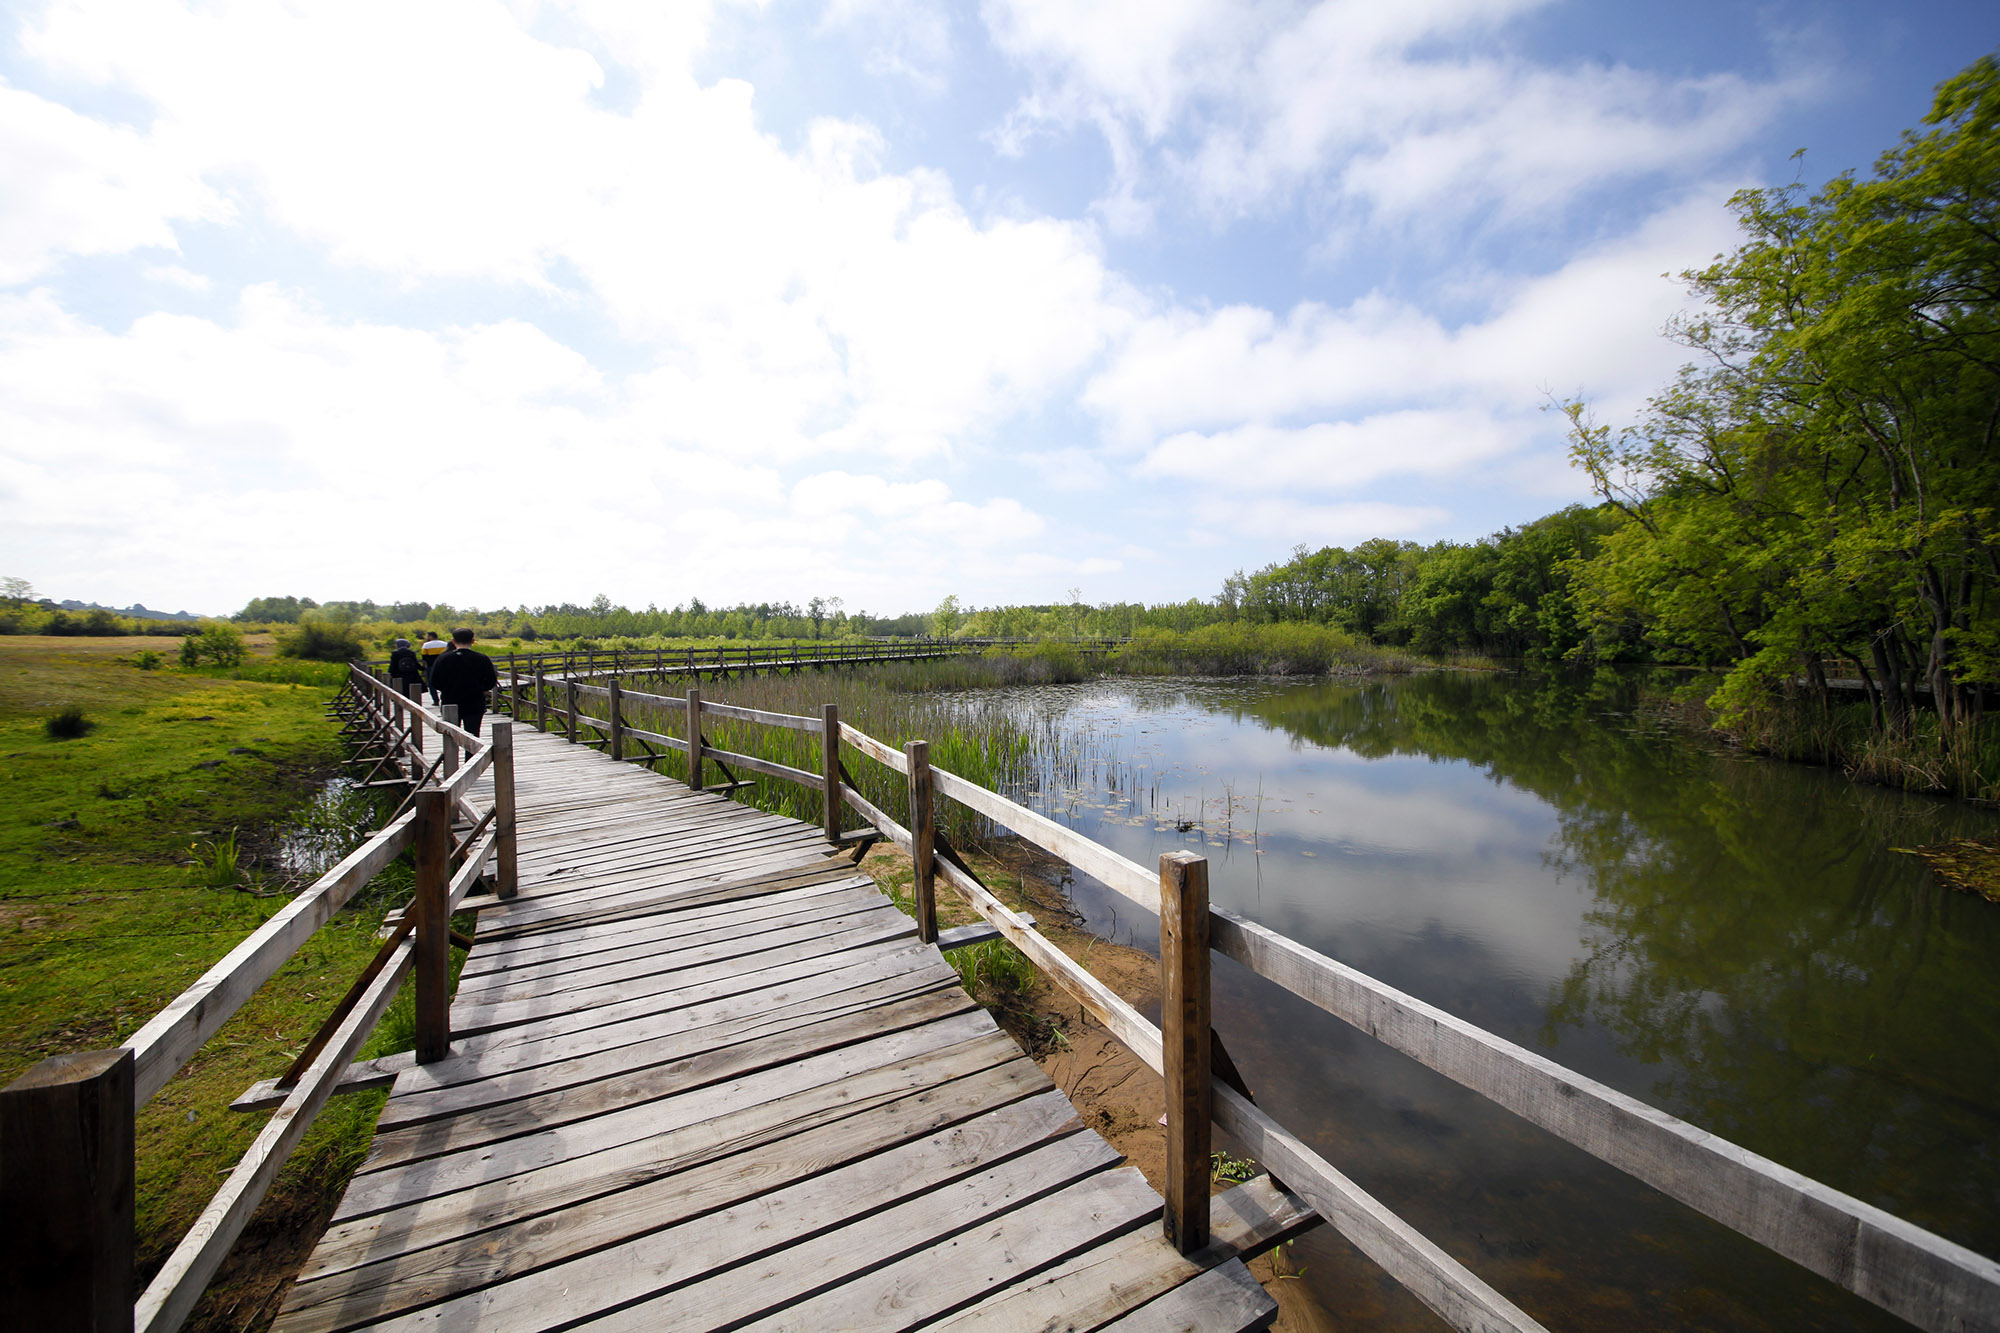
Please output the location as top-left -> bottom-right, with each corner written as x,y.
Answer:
272,725 -> 1282,1331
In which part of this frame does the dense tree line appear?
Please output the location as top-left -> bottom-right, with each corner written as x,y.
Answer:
1212,506 -> 1625,664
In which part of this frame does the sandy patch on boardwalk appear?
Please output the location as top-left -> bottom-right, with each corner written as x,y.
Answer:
859,838 -> 1334,1331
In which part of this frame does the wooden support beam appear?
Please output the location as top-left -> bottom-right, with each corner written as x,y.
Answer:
535,672 -> 548,734
907,739 -> 937,944
936,915 -> 1036,951
439,705 -> 460,782
412,791 -> 451,1065
1161,849 -> 1212,1254
607,676 -> 623,762
687,687 -> 704,792
230,1052 -> 408,1114
821,703 -> 841,843
1,1049 -> 134,1333
491,720 -> 518,900
565,678 -> 579,744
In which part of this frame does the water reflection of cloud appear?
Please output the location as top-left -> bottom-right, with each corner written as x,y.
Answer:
1055,691 -> 1597,1003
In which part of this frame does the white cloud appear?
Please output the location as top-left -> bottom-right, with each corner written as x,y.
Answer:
0,82 -> 229,283
1088,189 -> 1734,451
142,263 -> 211,291
1145,410 -> 1528,491
983,0 -> 1811,233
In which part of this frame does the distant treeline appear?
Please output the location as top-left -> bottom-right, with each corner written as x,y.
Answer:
235,595 -> 880,643
0,602 -> 205,637
1214,506 -> 1620,664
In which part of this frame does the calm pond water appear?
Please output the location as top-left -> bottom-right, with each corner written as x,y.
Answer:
979,670 -> 2000,1331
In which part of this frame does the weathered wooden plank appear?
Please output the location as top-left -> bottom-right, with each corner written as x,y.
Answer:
135,933 -> 413,1333
840,720 -> 908,774
696,744 -> 822,789
358,992 -> 984,1174
310,1029 -> 1031,1271
456,876 -> 871,978
277,1087 -> 1081,1332
447,913 -> 922,1036
443,1132 -> 1127,1333
453,882 -> 880,988
931,853 -> 1165,1073
473,859 -> 873,943
231,1052 -> 411,1114
1093,1258 -> 1275,1333
417,941 -> 952,1091
698,698 -> 823,731
929,1175 -> 1317,1333
377,961 -> 959,1130
722,1165 -> 1164,1333
421,937 -> 946,1073
450,887 -> 886,997
1211,1085 -> 1545,1333
931,762 -> 1159,914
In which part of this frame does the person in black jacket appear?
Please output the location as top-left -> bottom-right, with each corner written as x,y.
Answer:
387,638 -> 424,698
427,628 -> 500,736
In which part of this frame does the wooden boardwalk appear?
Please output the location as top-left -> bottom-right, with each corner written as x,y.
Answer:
271,726 -> 1282,1331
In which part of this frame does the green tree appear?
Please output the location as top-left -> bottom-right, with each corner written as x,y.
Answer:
931,594 -> 963,639
1566,54 -> 2000,733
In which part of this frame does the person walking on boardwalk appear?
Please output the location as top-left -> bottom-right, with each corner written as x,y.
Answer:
427,628 -> 500,737
419,629 -> 450,702
387,637 -> 424,699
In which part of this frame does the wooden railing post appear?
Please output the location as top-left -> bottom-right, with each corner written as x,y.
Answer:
1160,849 -> 1212,1253
535,672 -> 548,734
821,705 -> 841,842
405,678 -> 424,754
906,740 -> 937,943
413,790 -> 452,1064
507,655 -> 518,715
687,687 -> 704,791
608,677 -> 624,761
440,705 -> 460,781
1,1048 -> 135,1332
565,679 -> 578,743
492,719 -> 518,900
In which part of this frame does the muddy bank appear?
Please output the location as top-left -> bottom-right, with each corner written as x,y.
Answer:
859,838 -> 1335,1331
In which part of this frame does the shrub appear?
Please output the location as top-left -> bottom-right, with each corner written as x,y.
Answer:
133,649 -> 163,671
277,613 -> 367,662
45,705 -> 93,739
179,623 -> 246,667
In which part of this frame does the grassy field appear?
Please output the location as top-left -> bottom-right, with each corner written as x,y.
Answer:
0,635 -> 407,1330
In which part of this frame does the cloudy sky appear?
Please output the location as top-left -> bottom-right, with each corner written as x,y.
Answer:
4,1 -> 1993,617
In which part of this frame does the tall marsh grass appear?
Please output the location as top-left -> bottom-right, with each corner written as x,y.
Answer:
1114,622 -> 1424,677
1722,694 -> 1998,802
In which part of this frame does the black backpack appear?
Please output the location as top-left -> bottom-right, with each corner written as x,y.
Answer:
390,648 -> 420,678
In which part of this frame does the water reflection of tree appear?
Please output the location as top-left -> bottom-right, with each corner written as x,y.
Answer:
1237,670 -> 2000,1252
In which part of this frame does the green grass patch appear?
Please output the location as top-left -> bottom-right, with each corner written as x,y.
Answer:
0,634 -> 402,1326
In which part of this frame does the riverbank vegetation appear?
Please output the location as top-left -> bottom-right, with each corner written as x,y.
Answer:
0,635 -> 412,1329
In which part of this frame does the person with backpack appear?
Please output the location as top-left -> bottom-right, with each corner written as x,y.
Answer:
387,638 -> 424,698
427,628 -> 500,736
419,630 -> 450,702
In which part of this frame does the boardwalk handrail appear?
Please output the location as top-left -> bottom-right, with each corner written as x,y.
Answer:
1,666 -> 519,1333
542,669 -> 2000,1333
